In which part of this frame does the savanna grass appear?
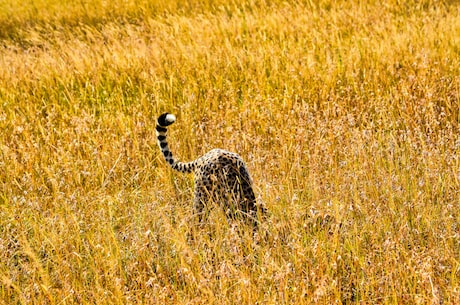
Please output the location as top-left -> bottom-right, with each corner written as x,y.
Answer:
1,0 -> 459,304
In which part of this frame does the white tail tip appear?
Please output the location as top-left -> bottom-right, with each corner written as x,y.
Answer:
165,114 -> 176,123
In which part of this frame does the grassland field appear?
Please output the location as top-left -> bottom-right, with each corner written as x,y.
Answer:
0,0 -> 459,304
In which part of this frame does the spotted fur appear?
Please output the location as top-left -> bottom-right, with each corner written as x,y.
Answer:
156,113 -> 264,225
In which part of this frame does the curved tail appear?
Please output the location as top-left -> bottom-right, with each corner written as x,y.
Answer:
156,113 -> 195,173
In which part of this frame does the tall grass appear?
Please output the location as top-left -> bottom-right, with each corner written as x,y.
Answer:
1,0 -> 459,303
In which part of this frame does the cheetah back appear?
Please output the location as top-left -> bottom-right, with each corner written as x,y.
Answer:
193,149 -> 257,219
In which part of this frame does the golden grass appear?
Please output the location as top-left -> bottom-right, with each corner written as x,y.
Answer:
0,0 -> 459,303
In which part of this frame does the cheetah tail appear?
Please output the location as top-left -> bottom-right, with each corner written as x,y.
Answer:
156,113 -> 195,173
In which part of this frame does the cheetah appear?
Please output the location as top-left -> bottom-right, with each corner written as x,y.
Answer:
156,113 -> 265,226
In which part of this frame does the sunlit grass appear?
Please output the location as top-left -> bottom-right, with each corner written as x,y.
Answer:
0,0 -> 459,304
